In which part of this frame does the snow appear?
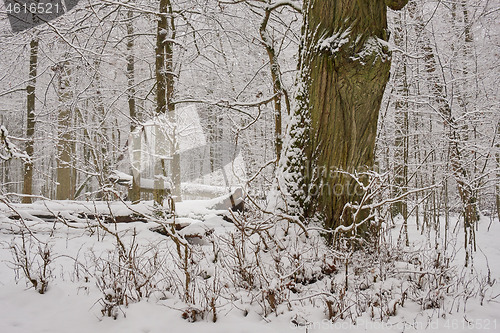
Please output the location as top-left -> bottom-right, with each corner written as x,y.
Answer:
318,29 -> 351,54
0,125 -> 30,162
0,200 -> 499,332
0,284 -> 285,333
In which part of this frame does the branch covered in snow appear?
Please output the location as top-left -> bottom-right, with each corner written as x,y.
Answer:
0,125 -> 30,162
266,1 -> 301,13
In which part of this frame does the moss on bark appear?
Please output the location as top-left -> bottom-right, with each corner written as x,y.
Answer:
285,0 -> 393,235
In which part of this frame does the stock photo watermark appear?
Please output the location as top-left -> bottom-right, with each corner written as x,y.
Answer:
3,0 -> 80,32
298,164 -> 380,198
290,318 -> 498,331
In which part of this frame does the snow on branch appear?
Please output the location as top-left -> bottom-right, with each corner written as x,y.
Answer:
265,0 -> 302,13
318,28 -> 351,54
0,125 -> 30,162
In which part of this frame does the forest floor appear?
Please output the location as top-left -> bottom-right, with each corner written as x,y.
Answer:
0,199 -> 499,332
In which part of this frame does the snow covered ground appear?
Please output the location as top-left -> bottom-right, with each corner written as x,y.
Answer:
0,200 -> 499,332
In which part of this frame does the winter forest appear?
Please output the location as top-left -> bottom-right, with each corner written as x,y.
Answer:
0,0 -> 499,332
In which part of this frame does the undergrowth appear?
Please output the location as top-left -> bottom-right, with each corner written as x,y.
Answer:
2,204 -> 496,326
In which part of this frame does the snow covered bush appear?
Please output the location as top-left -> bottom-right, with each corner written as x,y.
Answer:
90,229 -> 169,318
8,229 -> 54,294
0,195 -> 497,331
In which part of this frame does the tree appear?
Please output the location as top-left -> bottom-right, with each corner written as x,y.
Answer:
391,9 -> 410,244
54,58 -> 77,200
258,1 -> 301,164
22,36 -> 39,204
282,0 -> 409,234
407,0 -> 479,262
126,9 -> 141,203
155,0 -> 180,203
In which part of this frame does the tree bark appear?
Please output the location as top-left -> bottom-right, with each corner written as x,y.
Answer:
284,0 -> 403,234
259,4 -> 285,163
126,10 -> 141,203
165,1 -> 181,201
391,10 -> 410,247
55,59 -> 76,200
392,11 -> 409,224
22,37 -> 38,203
155,0 -> 180,204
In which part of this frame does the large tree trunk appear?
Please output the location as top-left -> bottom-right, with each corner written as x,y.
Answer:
284,1 -> 405,234
22,37 -> 38,203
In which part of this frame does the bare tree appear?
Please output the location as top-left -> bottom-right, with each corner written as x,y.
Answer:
54,59 -> 77,200
154,0 -> 180,204
22,36 -> 39,203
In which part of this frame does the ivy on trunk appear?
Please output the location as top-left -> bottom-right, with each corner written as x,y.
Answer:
283,0 -> 408,236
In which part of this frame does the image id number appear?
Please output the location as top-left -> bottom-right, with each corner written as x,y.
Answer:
6,2 -> 61,15
444,319 -> 497,330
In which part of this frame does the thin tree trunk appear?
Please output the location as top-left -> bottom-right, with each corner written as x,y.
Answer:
392,11 -> 409,233
155,0 -> 180,204
165,1 -> 181,201
126,10 -> 141,203
55,60 -> 76,200
0,115 -> 9,192
259,4 -> 285,163
409,1 -> 478,263
22,37 -> 38,203
154,0 -> 169,206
